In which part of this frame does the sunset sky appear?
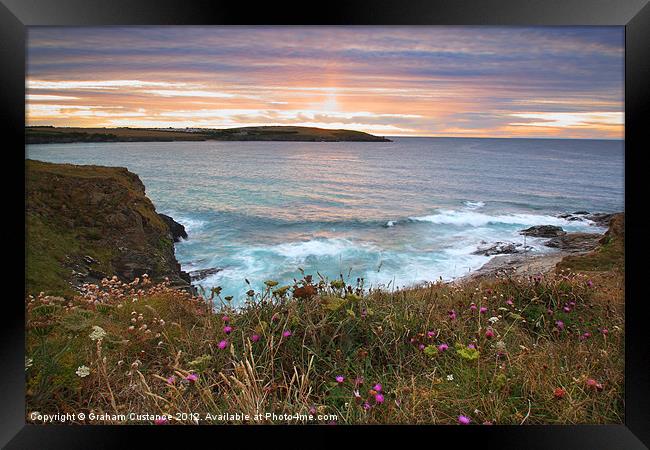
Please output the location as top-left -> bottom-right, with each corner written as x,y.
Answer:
26,26 -> 624,139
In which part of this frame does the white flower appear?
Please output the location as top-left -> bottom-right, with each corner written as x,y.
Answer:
488,316 -> 499,324
76,365 -> 91,377
447,374 -> 454,381
89,326 -> 107,341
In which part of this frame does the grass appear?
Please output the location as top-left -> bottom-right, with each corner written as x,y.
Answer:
26,267 -> 624,425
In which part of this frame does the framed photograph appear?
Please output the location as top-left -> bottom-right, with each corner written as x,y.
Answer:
3,0 -> 648,447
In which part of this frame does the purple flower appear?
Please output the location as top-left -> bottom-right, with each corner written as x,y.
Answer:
506,298 -> 514,306
448,310 -> 457,321
438,343 -> 449,352
470,303 -> 477,311
458,415 -> 471,425
185,373 -> 198,382
563,306 -> 571,313
587,280 -> 593,288
480,306 -> 488,314
374,393 -> 385,404
363,402 -> 372,410
485,328 -> 494,339
601,328 -> 609,335
218,339 -> 228,349
222,315 -> 230,322
467,344 -> 476,350
555,320 -> 565,331
335,375 -> 345,383
223,325 -> 233,334
419,344 -> 425,350
282,330 -> 292,338
373,383 -> 382,392
166,375 -> 176,385
154,417 -> 169,425
427,330 -> 435,338
251,334 -> 260,342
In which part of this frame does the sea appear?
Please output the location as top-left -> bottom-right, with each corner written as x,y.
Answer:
27,137 -> 624,302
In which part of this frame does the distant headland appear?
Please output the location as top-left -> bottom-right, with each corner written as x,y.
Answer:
26,125 -> 392,144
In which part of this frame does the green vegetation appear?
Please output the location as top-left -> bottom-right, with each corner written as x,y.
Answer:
557,214 -> 624,272
26,126 -> 390,144
26,265 -> 624,424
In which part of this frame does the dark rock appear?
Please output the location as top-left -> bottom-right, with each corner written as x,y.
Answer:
585,213 -> 616,228
573,210 -> 590,215
159,213 -> 188,242
472,242 -> 532,256
544,233 -> 602,252
520,225 -> 566,238
188,267 -> 222,281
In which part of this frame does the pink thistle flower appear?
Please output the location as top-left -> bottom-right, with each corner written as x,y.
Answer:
438,343 -> 449,352
448,310 -> 457,321
587,280 -> 593,288
563,306 -> 571,313
282,330 -> 292,338
555,320 -> 565,331
218,340 -> 228,349
569,301 -> 576,307
547,308 -> 553,315
335,375 -> 345,383
222,315 -> 230,322
223,325 -> 233,334
374,393 -> 385,404
470,303 -> 477,311
154,417 -> 169,425
480,306 -> 488,314
467,344 -> 476,350
601,328 -> 609,335
427,330 -> 436,338
485,328 -> 494,339
458,415 -> 471,425
363,402 -> 372,410
506,298 -> 514,306
373,383 -> 382,392
166,375 -> 176,385
251,334 -> 260,342
419,344 -> 425,350
185,373 -> 198,382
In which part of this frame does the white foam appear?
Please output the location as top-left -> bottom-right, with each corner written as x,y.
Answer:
272,238 -> 359,258
410,209 -> 593,228
463,200 -> 486,210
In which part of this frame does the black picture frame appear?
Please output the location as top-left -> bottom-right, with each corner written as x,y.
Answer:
3,0 -> 648,447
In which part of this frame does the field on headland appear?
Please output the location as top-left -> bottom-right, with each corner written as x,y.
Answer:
26,126 -> 390,144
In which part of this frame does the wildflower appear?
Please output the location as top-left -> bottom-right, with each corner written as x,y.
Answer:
485,328 -> 494,339
166,376 -> 176,385
154,417 -> 168,425
554,387 -> 567,399
363,402 -> 372,410
374,393 -> 385,404
467,344 -> 476,350
223,326 -> 233,334
555,320 -> 565,331
470,303 -> 477,311
480,306 -> 488,314
335,376 -> 345,383
282,330 -> 292,338
76,365 -> 91,378
563,306 -> 571,313
353,390 -> 361,398
488,316 -> 499,324
438,343 -> 449,352
185,373 -> 198,382
447,374 -> 454,381
218,340 -> 228,349
418,344 -> 425,350
448,310 -> 457,320
373,383 -> 382,392
580,332 -> 591,341
251,334 -> 260,342
601,328 -> 609,335
586,378 -> 603,391
506,298 -> 514,306
458,415 -> 471,425
587,280 -> 593,288
222,315 -> 230,322
427,330 -> 435,338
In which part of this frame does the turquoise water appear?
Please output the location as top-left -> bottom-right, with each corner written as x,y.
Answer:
27,137 -> 624,301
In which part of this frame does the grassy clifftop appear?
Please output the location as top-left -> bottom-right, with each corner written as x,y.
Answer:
27,126 -> 391,143
26,160 -> 190,296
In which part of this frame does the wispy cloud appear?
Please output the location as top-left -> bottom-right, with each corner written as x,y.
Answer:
26,26 -> 624,138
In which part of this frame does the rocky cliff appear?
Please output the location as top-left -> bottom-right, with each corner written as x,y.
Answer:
26,159 -> 191,296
